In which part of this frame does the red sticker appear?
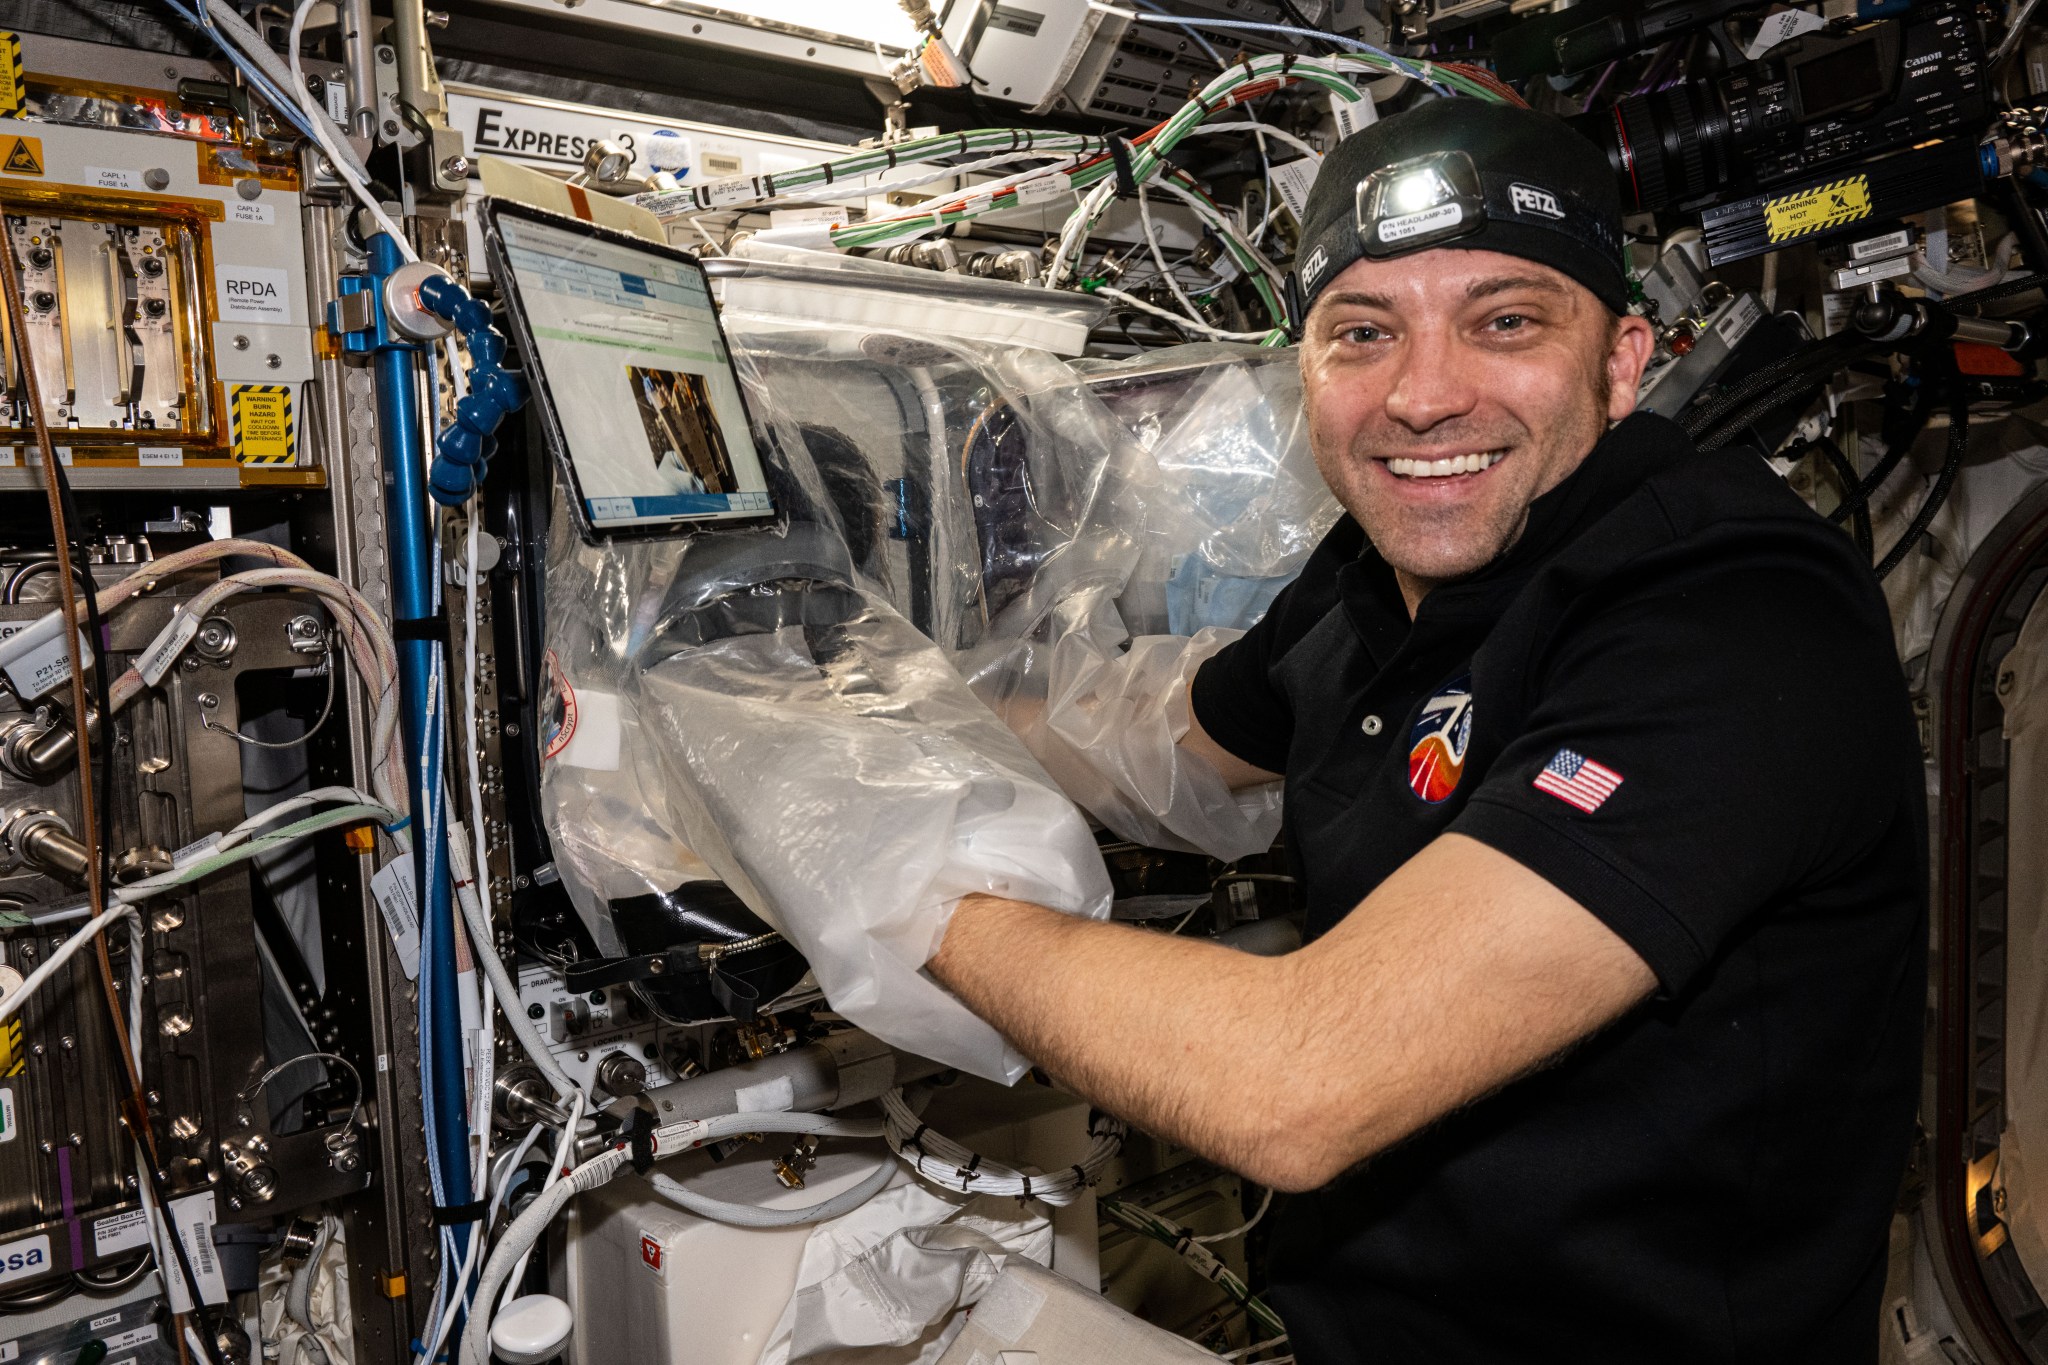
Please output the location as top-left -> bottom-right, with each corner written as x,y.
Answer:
640,1234 -> 662,1272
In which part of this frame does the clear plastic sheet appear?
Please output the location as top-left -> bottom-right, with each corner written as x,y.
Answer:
966,601 -> 1283,863
1079,343 -> 1339,637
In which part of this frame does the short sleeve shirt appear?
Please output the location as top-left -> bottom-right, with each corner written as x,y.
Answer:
1191,412 -> 1927,1363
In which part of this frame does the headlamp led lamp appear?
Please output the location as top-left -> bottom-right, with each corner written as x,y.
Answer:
1356,150 -> 1488,259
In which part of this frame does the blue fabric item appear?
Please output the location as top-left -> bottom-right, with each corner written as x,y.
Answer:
1165,554 -> 1293,635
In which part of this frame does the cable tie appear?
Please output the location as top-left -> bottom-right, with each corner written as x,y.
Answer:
1070,1163 -> 1087,1188
957,132 -> 969,156
1019,1174 -> 1032,1201
821,162 -> 833,185
886,146 -> 899,168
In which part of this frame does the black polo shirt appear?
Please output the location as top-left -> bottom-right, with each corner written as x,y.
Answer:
1190,412 -> 1926,1363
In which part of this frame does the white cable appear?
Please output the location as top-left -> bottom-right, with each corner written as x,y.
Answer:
1135,184 -> 1217,333
1095,286 -> 1278,341
281,0 -> 417,260
646,1153 -> 897,1228
1,804 -> 398,1027
880,1088 -> 1122,1205
1179,120 -> 1321,162
498,1088 -> 585,1313
200,0 -> 372,186
1192,1186 -> 1273,1244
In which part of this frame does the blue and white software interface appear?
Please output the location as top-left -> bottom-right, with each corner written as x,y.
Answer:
500,214 -> 773,532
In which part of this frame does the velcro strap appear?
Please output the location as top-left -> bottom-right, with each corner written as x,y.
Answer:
431,1199 -> 487,1225
392,615 -> 448,642
1107,137 -> 1139,200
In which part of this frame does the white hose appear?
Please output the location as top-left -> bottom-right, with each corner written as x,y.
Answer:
447,825 -> 576,1099
459,1148 -> 629,1365
646,1153 -> 897,1228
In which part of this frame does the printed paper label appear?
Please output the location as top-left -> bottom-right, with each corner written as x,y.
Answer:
1269,157 -> 1320,224
137,446 -> 183,466
93,1209 -> 152,1257
229,201 -> 276,226
370,851 -> 422,981
2,626 -> 90,700
217,263 -> 291,322
1013,174 -> 1066,207
83,166 -> 144,192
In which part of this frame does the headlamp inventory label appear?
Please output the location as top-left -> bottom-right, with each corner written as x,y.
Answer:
1378,201 -> 1464,244
1763,175 -> 1872,245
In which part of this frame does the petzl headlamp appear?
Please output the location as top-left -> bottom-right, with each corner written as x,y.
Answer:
1357,150 -> 1488,258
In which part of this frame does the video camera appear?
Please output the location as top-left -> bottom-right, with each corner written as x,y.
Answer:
1568,2 -> 1986,215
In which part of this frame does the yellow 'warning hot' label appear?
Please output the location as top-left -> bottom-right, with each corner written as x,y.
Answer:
1763,175 -> 1871,244
0,132 -> 42,177
230,384 -> 297,465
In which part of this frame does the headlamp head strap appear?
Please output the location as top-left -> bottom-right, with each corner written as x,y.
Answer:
1290,149 -> 1626,315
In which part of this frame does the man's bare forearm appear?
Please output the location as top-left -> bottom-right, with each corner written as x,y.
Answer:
929,894 -> 1332,1188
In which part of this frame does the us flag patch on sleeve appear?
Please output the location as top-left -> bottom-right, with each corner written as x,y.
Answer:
1534,748 -> 1623,813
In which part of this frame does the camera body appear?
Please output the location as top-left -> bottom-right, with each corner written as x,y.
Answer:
1573,3 -> 1986,214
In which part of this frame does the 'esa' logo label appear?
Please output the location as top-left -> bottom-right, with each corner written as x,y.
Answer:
0,1233 -> 50,1285
1509,183 -> 1564,220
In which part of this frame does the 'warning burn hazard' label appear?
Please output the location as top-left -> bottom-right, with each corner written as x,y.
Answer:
1763,174 -> 1871,245
229,384 -> 296,465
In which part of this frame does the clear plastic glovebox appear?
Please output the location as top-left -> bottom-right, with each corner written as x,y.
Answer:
535,253 -> 1334,1076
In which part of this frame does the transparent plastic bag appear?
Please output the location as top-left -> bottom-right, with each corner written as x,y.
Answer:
963,593 -> 1282,862
634,582 -> 1111,1082
1079,343 -> 1339,636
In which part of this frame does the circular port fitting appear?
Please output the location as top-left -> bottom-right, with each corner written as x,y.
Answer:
384,262 -> 458,342
113,846 -> 174,885
30,291 -> 54,312
26,247 -> 50,269
593,1051 -> 647,1098
191,616 -> 238,663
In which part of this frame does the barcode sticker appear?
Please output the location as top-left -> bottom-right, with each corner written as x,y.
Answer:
1331,86 -> 1377,139
164,1190 -> 227,1312
370,851 -> 421,981
1269,157 -> 1321,225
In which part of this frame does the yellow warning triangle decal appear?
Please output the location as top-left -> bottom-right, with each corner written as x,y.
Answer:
1,137 -> 39,176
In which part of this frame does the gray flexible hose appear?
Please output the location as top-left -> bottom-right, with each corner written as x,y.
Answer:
460,1114 -> 890,1365
647,1153 -> 897,1228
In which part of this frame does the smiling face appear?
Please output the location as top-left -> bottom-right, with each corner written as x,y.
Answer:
1300,248 -> 1654,612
